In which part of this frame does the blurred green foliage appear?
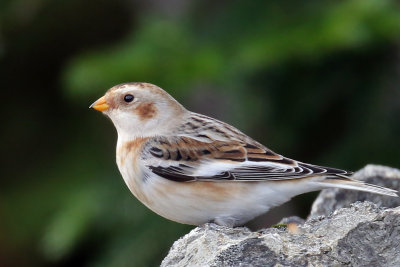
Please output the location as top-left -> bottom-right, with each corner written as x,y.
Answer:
1,0 -> 400,266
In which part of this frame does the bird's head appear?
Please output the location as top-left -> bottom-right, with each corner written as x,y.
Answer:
90,82 -> 187,140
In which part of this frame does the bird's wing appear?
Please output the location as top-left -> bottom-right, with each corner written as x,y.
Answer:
141,136 -> 351,182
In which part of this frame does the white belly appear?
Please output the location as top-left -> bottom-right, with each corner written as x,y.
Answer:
120,164 -> 316,226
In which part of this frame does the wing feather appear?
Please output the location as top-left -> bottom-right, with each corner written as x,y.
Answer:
142,136 -> 352,182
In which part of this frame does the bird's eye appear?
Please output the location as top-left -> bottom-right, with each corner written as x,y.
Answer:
124,94 -> 134,103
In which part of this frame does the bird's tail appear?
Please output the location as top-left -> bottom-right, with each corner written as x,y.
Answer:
313,175 -> 398,197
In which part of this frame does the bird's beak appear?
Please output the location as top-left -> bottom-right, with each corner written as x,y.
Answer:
90,96 -> 109,111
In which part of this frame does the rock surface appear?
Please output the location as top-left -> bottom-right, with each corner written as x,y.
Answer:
161,165 -> 400,267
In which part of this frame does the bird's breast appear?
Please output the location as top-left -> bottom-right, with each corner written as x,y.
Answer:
116,137 -> 152,204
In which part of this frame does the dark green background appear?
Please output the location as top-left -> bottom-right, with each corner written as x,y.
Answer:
1,0 -> 400,266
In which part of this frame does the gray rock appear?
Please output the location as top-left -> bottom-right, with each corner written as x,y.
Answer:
162,165 -> 400,267
310,164 -> 400,218
162,203 -> 400,267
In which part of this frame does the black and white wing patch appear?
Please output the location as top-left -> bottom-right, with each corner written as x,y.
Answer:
143,136 -> 352,182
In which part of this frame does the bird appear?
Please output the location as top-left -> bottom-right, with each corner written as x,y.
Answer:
90,82 -> 398,227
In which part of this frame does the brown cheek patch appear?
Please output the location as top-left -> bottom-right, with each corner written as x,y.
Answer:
136,102 -> 157,120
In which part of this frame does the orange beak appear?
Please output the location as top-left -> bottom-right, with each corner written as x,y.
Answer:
90,96 -> 109,111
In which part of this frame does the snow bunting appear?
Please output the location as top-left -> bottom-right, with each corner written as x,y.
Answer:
90,82 -> 398,227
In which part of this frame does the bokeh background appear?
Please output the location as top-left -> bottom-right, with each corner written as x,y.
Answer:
1,0 -> 400,266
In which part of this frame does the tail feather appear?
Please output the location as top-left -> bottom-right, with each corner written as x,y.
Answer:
314,176 -> 399,197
